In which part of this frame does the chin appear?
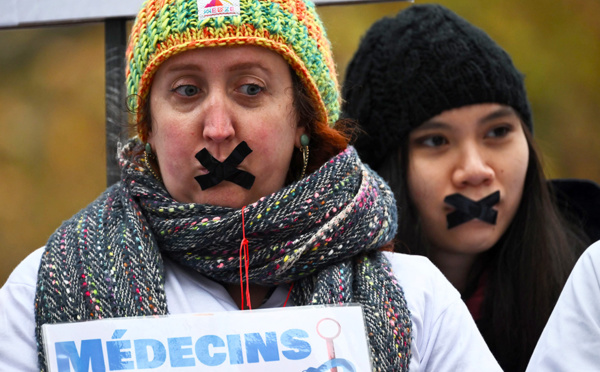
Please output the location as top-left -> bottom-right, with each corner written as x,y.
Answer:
195,193 -> 246,209
194,186 -> 255,209
448,224 -> 500,254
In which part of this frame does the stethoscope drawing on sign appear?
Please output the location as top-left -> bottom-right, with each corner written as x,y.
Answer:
303,318 -> 356,372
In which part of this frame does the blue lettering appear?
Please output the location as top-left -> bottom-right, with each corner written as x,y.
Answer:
245,332 -> 279,363
106,340 -> 134,370
55,339 -> 105,372
195,335 -> 226,366
111,330 -> 127,339
281,329 -> 311,360
134,339 -> 166,369
168,337 -> 195,367
55,327 -> 314,370
106,329 -> 134,370
226,334 -> 243,365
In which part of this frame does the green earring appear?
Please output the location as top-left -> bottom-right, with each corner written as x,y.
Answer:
300,134 -> 310,147
145,142 -> 153,156
300,134 -> 310,179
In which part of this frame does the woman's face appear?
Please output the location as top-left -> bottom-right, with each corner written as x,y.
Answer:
407,103 -> 529,260
148,45 -> 305,208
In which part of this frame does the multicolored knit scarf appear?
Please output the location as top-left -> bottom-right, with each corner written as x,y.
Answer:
35,139 -> 412,371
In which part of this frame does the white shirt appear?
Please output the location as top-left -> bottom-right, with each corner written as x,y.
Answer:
526,240 -> 600,371
0,248 -> 501,371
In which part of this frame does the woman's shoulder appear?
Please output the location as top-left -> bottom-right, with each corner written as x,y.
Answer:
582,239 -> 600,259
0,248 -> 43,371
382,251 -> 463,330
2,247 -> 44,288
383,250 -> 439,271
525,240 -> 600,371
383,251 -> 460,300
381,251 -> 503,371
568,240 -> 600,284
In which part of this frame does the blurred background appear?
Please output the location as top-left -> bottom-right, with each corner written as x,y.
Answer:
1,0 -> 599,286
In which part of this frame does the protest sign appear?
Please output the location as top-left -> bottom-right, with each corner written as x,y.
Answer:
43,305 -> 371,372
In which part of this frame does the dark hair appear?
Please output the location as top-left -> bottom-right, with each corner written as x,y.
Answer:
378,121 -> 589,372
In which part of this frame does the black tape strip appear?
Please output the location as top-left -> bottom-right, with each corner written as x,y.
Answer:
444,191 -> 500,229
194,141 -> 256,190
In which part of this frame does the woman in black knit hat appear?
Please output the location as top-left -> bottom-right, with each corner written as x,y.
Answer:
342,4 -> 600,372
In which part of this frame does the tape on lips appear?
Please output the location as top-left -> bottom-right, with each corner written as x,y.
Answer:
444,191 -> 500,229
195,141 -> 255,190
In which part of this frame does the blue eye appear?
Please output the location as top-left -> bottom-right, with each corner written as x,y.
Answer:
173,85 -> 199,97
422,135 -> 448,147
239,84 -> 263,96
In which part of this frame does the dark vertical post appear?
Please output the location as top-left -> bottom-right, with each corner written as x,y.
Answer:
105,18 -> 129,186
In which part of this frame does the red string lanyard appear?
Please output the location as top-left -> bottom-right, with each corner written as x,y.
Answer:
239,206 -> 251,310
239,206 -> 294,310
284,283 -> 294,307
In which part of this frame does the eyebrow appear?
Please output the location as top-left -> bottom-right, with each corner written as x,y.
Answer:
419,106 -> 519,130
478,107 -> 519,124
164,63 -> 202,73
227,62 -> 272,75
164,61 -> 272,75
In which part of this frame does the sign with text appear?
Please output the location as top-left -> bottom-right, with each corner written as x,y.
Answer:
42,305 -> 371,372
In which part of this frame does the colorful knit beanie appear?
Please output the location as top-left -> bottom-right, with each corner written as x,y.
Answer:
342,4 -> 533,169
126,0 -> 340,142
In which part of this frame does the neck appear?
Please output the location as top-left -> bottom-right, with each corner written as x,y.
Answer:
225,283 -> 274,310
429,250 -> 478,294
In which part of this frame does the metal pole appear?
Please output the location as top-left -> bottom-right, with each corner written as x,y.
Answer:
104,18 -> 129,187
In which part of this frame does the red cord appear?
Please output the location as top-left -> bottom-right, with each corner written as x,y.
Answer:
240,206 -> 295,310
283,283 -> 294,307
239,206 -> 251,310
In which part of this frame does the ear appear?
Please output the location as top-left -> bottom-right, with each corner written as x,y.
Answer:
145,123 -> 154,146
294,125 -> 308,148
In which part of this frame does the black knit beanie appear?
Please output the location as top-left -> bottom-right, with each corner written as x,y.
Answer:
342,4 -> 533,170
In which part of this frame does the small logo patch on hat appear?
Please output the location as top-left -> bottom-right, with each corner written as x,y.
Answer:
198,0 -> 240,20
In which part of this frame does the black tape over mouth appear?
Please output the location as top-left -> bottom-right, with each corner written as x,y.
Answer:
194,141 -> 255,190
444,191 -> 500,229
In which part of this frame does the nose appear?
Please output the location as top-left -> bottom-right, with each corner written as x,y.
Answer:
451,143 -> 494,188
202,93 -> 235,144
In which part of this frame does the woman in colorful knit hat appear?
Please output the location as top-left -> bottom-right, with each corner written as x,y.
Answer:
342,4 -> 600,372
0,0 -> 501,371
